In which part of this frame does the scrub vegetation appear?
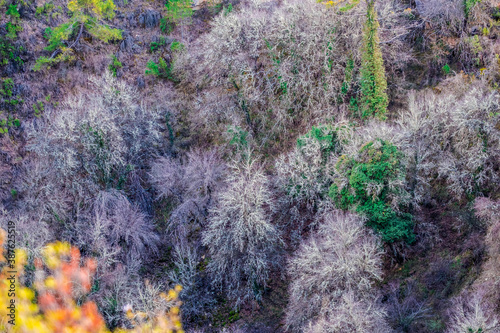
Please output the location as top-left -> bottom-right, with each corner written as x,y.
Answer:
1,0 -> 499,332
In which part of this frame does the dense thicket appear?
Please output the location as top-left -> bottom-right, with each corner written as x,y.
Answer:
1,0 -> 500,332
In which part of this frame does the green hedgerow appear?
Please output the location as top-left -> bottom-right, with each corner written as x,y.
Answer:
329,139 -> 414,243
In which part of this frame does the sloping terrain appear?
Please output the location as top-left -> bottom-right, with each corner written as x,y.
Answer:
0,0 -> 499,332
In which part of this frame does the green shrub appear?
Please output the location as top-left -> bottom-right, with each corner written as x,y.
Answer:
34,54 -> 73,71
0,115 -> 20,134
145,40 -> 183,81
170,41 -> 184,52
35,1 -> 56,17
5,22 -> 22,40
150,42 -> 160,52
464,0 -> 481,18
150,37 -> 167,52
442,63 -> 451,74
108,55 -> 122,76
329,139 -> 414,243
0,37 -> 21,66
276,124 -> 346,207
145,60 -> 160,76
33,101 -> 44,118
1,78 -> 23,107
493,7 -> 500,19
0,77 -> 23,135
160,17 -> 173,34
227,125 -> 249,149
0,78 -> 14,98
145,58 -> 176,81
165,0 -> 193,24
223,3 -> 233,16
4,4 -> 22,40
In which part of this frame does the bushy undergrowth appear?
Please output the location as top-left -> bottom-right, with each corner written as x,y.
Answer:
6,73 -> 166,327
1,0 -> 500,331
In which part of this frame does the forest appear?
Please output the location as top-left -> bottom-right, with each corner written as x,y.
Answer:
0,0 -> 499,332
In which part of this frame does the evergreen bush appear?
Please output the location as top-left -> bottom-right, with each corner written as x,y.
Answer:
329,139 -> 414,243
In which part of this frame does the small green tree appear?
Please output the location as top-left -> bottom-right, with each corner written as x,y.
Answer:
4,3 -> 23,40
34,0 -> 122,71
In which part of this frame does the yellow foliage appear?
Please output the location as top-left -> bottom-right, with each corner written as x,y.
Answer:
34,0 -> 121,70
0,229 -> 184,333
68,0 -> 116,20
318,0 -> 360,11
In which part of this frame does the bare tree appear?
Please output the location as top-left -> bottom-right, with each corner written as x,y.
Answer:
275,124 -> 339,211
202,156 -> 282,306
447,292 -> 499,333
306,291 -> 392,333
385,281 -> 431,332
175,0 -> 410,147
92,190 -> 160,257
398,78 -> 500,203
150,156 -> 184,201
285,210 -> 385,331
150,149 -> 226,242
167,241 -> 216,319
